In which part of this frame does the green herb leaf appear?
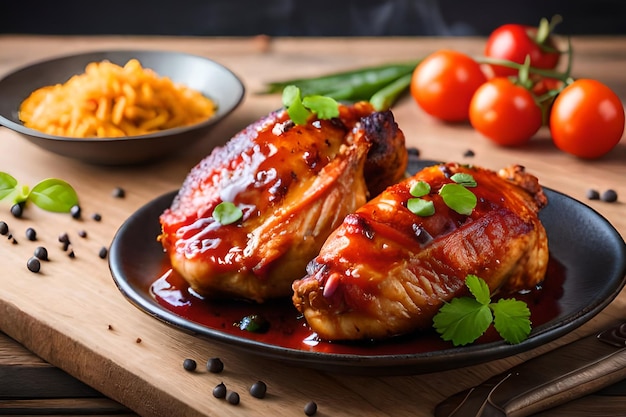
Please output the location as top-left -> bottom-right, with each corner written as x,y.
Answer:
439,183 -> 477,215
433,297 -> 493,346
490,298 -> 532,344
283,85 -> 311,125
407,198 -> 435,216
29,178 -> 79,212
213,201 -> 243,225
302,95 -> 340,120
433,275 -> 533,346
409,180 -> 431,197
0,172 -> 18,200
237,314 -> 270,333
465,274 -> 491,305
450,173 -> 477,188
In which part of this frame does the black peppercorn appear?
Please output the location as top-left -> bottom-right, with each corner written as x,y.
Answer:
92,213 -> 102,221
601,189 -> 618,203
182,358 -> 197,371
27,257 -> 41,273
586,189 -> 600,200
98,246 -> 108,259
11,203 -> 23,218
70,205 -> 82,219
250,381 -> 267,399
304,401 -> 318,416
25,227 -> 37,241
226,391 -> 240,405
34,246 -> 48,261
112,187 -> 126,198
0,221 -> 8,235
212,382 -> 227,399
206,357 -> 224,373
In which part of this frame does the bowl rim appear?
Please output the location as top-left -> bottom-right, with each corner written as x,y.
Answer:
0,48 -> 246,143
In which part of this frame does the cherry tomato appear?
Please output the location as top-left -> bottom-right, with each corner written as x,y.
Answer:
410,50 -> 487,122
485,23 -> 560,77
469,77 -> 542,146
550,79 -> 625,158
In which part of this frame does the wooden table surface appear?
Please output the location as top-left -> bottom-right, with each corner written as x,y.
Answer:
0,35 -> 625,417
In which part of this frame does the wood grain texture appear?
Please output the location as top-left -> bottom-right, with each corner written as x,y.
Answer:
0,35 -> 625,417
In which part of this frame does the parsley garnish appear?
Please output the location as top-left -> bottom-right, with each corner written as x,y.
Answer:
0,172 -> 79,213
282,85 -> 340,125
433,275 -> 532,346
213,201 -> 243,225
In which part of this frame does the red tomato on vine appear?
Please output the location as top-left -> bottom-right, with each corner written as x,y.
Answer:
469,77 -> 543,146
550,79 -> 625,158
410,50 -> 487,122
485,17 -> 561,77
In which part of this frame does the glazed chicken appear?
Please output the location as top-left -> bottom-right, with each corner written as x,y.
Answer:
159,102 -> 407,303
292,163 -> 549,341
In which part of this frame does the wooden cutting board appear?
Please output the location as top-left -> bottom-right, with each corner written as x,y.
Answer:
1,35 -> 625,417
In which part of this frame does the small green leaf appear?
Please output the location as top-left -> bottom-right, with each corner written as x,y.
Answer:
465,274 -> 491,305
450,173 -> 477,188
302,95 -> 340,120
407,198 -> 435,216
439,183 -> 477,215
213,201 -> 243,225
491,298 -> 532,344
283,85 -> 311,125
0,172 -> 18,200
433,298 -> 493,346
409,180 -> 431,197
29,178 -> 79,212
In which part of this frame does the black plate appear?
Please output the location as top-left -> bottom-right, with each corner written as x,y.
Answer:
0,50 -> 244,165
109,161 -> 626,375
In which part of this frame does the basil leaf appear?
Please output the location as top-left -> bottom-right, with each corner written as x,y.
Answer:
0,172 -> 18,200
213,201 -> 243,225
439,183 -> 477,215
407,198 -> 435,216
29,178 -> 79,212
409,180 -> 431,197
302,95 -> 340,120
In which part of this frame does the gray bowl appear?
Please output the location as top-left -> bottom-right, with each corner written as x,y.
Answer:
0,50 -> 245,165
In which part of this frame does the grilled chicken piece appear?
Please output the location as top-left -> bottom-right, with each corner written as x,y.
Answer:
159,102 -> 407,303
292,163 -> 549,341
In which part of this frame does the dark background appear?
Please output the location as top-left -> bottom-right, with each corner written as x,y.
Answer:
2,0 -> 625,37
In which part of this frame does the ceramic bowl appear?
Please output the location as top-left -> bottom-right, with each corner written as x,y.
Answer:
0,50 -> 245,165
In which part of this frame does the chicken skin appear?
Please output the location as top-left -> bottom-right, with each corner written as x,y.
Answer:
292,163 -> 549,341
159,102 -> 407,303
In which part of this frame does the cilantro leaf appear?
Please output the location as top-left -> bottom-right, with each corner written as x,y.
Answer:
490,298 -> 532,344
439,183 -> 477,215
29,178 -> 79,212
302,95 -> 340,120
409,180 -> 431,197
213,201 -> 243,225
433,275 -> 533,346
282,85 -> 340,125
450,173 -> 477,187
465,274 -> 491,305
282,85 -> 311,125
433,297 -> 493,346
407,198 -> 435,216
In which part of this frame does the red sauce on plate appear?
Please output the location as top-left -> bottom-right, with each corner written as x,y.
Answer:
148,256 -> 565,356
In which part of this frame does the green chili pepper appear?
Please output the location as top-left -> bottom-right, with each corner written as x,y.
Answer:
262,61 -> 420,104
369,72 -> 413,111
